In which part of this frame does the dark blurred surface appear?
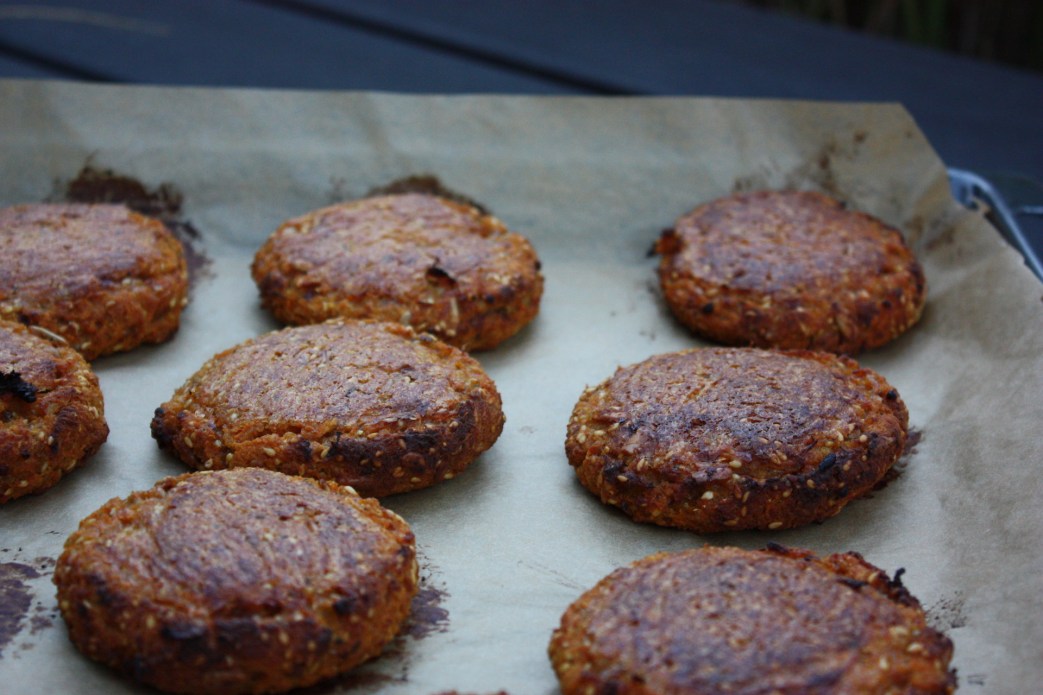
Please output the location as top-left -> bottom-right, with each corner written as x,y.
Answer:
739,0 -> 1043,74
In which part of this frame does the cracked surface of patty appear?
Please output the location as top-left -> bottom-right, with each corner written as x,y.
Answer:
152,319 -> 504,497
54,468 -> 418,694
251,193 -> 543,351
0,319 -> 108,503
655,190 -> 926,354
549,545 -> 956,695
0,203 -> 188,360
565,347 -> 907,532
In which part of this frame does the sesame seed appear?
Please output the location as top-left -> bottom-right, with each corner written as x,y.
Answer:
768,521 -> 783,529
263,447 -> 277,457
700,491 -> 714,500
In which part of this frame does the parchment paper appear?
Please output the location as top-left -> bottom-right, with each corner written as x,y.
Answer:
1,80 -> 1041,694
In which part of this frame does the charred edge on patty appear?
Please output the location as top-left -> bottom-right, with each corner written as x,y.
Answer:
0,370 -> 38,403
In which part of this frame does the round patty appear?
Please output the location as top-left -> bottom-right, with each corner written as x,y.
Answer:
0,319 -> 108,503
549,545 -> 956,694
565,347 -> 907,532
0,203 -> 189,360
54,468 -> 418,694
151,320 -> 504,497
251,192 -> 543,351
655,190 -> 926,354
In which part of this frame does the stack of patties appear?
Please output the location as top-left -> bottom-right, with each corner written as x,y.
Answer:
1,201 -> 190,502
554,190 -> 944,692
566,189 -> 925,532
51,185 -> 539,691
154,186 -> 528,497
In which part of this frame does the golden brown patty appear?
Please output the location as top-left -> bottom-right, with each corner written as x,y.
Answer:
655,190 -> 926,354
0,319 -> 108,503
251,193 -> 543,351
0,203 -> 189,360
151,320 -> 504,497
565,347 -> 907,532
549,545 -> 956,695
53,468 -> 418,695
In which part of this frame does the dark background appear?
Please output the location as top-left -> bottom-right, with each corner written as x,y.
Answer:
741,0 -> 1043,74
1,0 -> 1041,269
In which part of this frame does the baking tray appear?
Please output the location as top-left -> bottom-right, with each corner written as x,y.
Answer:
1,81 -> 1042,694
948,168 -> 1043,280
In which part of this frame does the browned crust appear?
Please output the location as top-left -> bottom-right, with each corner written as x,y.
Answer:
151,320 -> 504,497
0,319 -> 108,503
53,468 -> 418,695
251,193 -> 543,351
656,190 -> 926,354
0,203 -> 189,360
549,545 -> 957,695
565,347 -> 907,532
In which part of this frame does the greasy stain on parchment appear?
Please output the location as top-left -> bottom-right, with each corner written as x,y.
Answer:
927,589 -> 970,632
48,164 -> 212,284
307,554 -> 451,693
732,130 -> 870,200
869,426 -> 924,494
0,556 -> 57,659
326,173 -> 493,217
926,591 -> 983,686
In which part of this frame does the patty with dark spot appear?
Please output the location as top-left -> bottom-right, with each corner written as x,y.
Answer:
53,468 -> 418,694
151,320 -> 504,497
565,347 -> 907,532
0,203 -> 189,360
251,193 -> 542,351
0,320 -> 108,503
655,190 -> 926,354
549,545 -> 956,694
